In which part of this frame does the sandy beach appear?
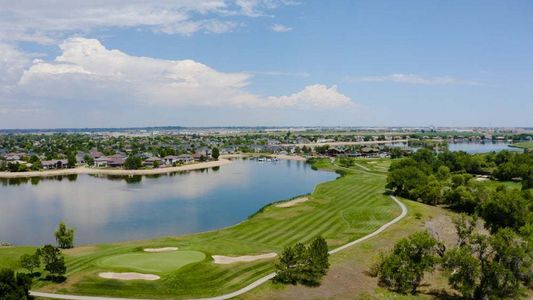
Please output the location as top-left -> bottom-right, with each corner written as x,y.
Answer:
0,159 -> 232,178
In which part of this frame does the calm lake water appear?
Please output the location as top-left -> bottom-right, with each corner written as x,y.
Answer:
447,142 -> 522,153
0,159 -> 336,246
391,142 -> 522,154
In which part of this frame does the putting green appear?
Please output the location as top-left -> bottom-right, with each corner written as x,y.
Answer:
97,250 -> 205,273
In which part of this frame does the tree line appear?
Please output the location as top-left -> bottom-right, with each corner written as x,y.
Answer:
377,148 -> 532,298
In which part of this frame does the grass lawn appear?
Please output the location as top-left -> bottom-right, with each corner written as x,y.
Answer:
96,251 -> 205,273
0,159 -> 402,299
510,141 -> 533,150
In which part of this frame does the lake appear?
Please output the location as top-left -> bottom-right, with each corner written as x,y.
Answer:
0,158 -> 336,246
447,142 -> 522,153
390,142 -> 522,154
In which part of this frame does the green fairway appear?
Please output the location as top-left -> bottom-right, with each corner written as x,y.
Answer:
0,159 -> 401,299
97,251 -> 206,273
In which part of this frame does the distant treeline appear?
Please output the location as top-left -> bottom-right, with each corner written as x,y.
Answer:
387,149 -> 532,232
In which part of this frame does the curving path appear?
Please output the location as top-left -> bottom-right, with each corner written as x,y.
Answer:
30,196 -> 407,300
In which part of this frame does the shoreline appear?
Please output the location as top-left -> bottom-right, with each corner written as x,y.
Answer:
221,153 -> 307,161
0,159 -> 232,178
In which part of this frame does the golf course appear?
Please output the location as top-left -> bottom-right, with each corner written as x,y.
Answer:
0,158 -> 403,299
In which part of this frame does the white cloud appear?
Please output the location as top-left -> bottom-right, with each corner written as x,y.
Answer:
357,73 -> 480,85
11,38 -> 351,111
266,84 -> 351,108
271,24 -> 293,32
0,1 -> 295,43
18,38 -> 257,107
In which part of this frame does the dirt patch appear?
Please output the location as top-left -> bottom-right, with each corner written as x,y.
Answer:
276,197 -> 308,208
99,272 -> 160,281
212,253 -> 277,264
424,214 -> 458,247
143,247 -> 178,253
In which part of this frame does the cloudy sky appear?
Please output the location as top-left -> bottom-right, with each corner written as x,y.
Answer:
0,0 -> 532,128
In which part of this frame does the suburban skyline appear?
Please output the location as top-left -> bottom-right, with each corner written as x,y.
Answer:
0,0 -> 532,128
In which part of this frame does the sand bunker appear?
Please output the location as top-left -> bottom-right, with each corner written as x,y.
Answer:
276,197 -> 308,208
143,247 -> 178,253
99,272 -> 160,281
212,253 -> 277,264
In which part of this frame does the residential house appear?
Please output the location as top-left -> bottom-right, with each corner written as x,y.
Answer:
41,159 -> 68,170
144,156 -> 163,167
107,154 -> 126,168
94,157 -> 108,168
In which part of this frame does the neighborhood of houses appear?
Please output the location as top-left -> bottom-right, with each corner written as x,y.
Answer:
0,149 -> 206,171
0,140 -> 400,172
1,130 -> 530,172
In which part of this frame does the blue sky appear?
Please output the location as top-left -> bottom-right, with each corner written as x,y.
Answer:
0,0 -> 531,128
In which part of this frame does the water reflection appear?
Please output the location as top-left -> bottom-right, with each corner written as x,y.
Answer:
0,159 -> 336,245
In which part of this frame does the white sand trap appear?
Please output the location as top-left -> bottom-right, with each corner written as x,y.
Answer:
143,247 -> 178,253
276,197 -> 308,208
99,272 -> 160,281
212,253 -> 277,264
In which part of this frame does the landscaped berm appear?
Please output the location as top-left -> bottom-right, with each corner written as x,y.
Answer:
0,159 -> 401,299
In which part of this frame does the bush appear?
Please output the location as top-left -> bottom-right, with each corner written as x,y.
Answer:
0,268 -> 32,299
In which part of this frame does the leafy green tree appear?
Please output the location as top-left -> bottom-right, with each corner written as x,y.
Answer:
54,221 -> 74,249
0,268 -> 32,300
211,147 -> 220,160
153,160 -> 160,168
376,231 -> 440,294
442,245 -> 480,298
19,253 -> 40,275
443,216 -> 532,299
274,236 -> 329,286
67,152 -> 76,168
83,154 -> 94,166
124,156 -> 142,170
37,245 -> 66,282
478,188 -> 531,233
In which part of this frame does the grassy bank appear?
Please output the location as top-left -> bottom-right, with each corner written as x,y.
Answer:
511,141 -> 533,150
0,159 -> 401,299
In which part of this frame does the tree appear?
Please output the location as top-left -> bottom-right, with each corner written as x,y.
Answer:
54,221 -> 74,249
67,152 -> 76,168
307,236 -> 329,276
376,231 -> 440,294
0,268 -> 32,300
83,154 -> 94,166
19,253 -> 40,275
274,236 -> 330,286
37,245 -> 66,281
442,245 -> 480,299
274,242 -> 306,285
153,160 -> 160,168
211,147 -> 220,160
478,188 -> 531,233
124,156 -> 142,170
442,217 -> 532,299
